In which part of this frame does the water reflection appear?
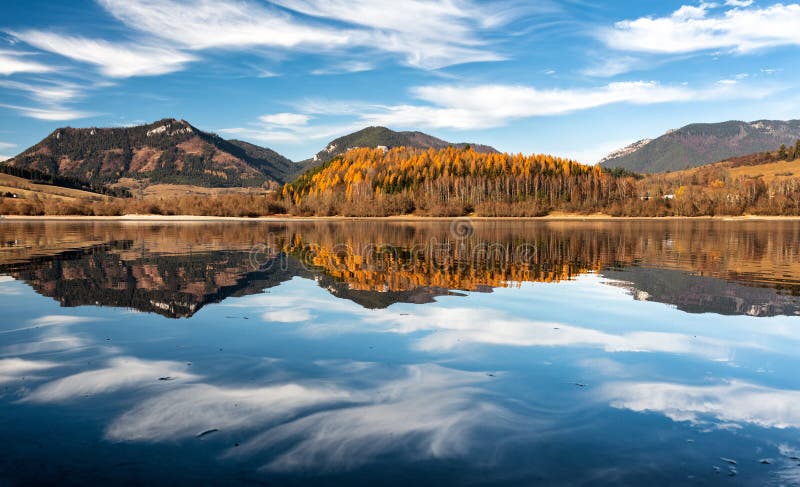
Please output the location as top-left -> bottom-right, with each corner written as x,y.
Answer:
2,221 -> 800,485
602,380 -> 800,429
2,220 -> 800,317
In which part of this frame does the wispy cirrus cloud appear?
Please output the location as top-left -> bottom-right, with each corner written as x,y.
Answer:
99,0 -> 535,69
0,77 -> 103,121
224,78 -> 781,144
24,357 -> 198,403
601,2 -> 800,54
0,79 -> 84,105
7,0 -> 537,80
10,30 -> 196,78
0,49 -> 54,75
311,60 -> 374,76
97,0 -> 355,51
0,358 -> 58,385
0,104 -> 96,121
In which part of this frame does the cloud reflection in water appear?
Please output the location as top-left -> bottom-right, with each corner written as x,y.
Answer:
602,380 -> 800,429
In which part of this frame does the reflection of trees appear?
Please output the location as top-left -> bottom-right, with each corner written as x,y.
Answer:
275,220 -> 800,293
1,220 -> 800,317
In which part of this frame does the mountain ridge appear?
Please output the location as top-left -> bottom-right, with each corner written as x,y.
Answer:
298,126 -> 498,174
3,120 -> 502,189
600,119 -> 800,173
2,118 -> 296,189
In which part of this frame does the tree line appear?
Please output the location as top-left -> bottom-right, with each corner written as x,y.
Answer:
6,144 -> 800,217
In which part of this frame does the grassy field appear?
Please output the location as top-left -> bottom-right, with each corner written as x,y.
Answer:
0,173 -> 112,202
112,178 -> 274,198
647,157 -> 800,185
726,159 -> 800,183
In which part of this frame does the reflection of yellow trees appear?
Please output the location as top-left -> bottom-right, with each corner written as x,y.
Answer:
2,220 -> 800,292
284,238 -> 601,291
271,220 -> 800,292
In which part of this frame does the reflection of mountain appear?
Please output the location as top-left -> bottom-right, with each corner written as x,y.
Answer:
604,267 -> 800,317
0,242 -> 302,318
2,220 -> 800,317
0,238 -> 458,318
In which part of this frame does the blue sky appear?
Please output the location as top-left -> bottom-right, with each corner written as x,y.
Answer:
1,0 -> 799,163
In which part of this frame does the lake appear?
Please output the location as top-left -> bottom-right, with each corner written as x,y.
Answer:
1,219 -> 800,486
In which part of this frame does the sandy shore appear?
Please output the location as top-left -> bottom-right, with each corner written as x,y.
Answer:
3,213 -> 800,222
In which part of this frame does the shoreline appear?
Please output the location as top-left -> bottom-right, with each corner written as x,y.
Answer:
3,213 -> 800,222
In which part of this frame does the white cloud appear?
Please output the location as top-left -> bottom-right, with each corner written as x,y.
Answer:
228,78 -> 779,144
258,112 -> 311,126
375,307 -> 738,359
98,0 -> 355,51
311,60 -> 374,75
0,50 -> 53,75
100,360 -> 525,472
11,30 -> 196,78
581,56 -> 641,77
1,331 -> 90,356
229,364 -> 519,471
0,79 -> 84,105
367,80 -> 775,130
268,0 -> 512,68
262,307 -> 313,323
0,104 -> 96,121
0,141 -> 15,150
602,3 -> 800,54
0,314 -> 98,334
220,120 -> 366,144
226,78 -> 778,145
0,78 -> 102,121
92,0 -> 521,71
107,381 -> 352,441
603,380 -> 800,429
244,285 -> 745,360
25,357 -> 198,402
254,69 -> 279,78
0,358 -> 58,385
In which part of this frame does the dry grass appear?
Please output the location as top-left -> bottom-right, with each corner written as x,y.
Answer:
726,159 -> 800,183
0,173 -> 111,202
656,158 -> 800,184
112,178 -> 274,198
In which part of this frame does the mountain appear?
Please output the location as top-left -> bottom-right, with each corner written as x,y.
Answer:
298,126 -> 498,173
600,119 -> 800,173
226,139 -> 296,182
597,139 -> 651,165
2,118 -> 297,189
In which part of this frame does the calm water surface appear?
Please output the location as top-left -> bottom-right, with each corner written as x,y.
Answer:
1,220 -> 800,486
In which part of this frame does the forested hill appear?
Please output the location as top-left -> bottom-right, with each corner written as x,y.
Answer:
298,126 -> 498,173
3,118 -> 297,189
283,146 -> 629,216
600,119 -> 800,173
